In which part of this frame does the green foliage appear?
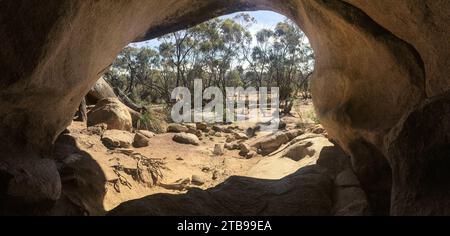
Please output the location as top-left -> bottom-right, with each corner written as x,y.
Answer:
138,109 -> 167,134
105,13 -> 315,110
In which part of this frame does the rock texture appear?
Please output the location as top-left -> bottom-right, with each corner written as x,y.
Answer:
0,0 -> 449,215
172,133 -> 200,146
101,130 -> 134,149
384,92 -> 450,215
87,77 -> 117,104
88,98 -> 133,132
108,166 -> 334,216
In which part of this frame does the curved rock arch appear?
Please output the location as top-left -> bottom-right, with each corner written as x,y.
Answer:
0,0 -> 448,215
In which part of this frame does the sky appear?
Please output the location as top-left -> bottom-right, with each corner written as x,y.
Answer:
130,11 -> 287,49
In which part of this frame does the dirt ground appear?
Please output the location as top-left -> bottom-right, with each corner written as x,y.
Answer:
66,100 -> 319,211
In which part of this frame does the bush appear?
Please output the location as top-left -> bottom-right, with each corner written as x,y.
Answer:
138,109 -> 167,134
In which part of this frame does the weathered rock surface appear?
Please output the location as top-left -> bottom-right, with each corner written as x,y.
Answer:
172,133 -> 200,146
247,134 -> 349,180
195,122 -> 208,132
101,130 -> 134,149
249,130 -> 301,155
0,0 -> 449,215
87,77 -> 117,104
108,166 -> 334,216
133,133 -> 150,148
167,124 -> 189,133
213,144 -> 224,156
137,130 -> 155,139
384,92 -> 450,215
88,98 -> 133,132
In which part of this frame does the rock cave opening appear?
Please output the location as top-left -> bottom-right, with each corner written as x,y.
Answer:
0,0 -> 448,217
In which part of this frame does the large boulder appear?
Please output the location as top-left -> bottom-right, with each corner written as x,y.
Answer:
87,77 -> 117,104
87,98 -> 133,132
384,92 -> 450,215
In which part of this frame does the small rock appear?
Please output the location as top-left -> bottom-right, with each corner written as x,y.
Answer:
234,132 -> 249,140
167,123 -> 189,133
215,132 -> 223,137
185,123 -> 196,130
173,133 -> 200,146
213,144 -> 224,156
246,125 -> 261,137
239,143 -> 251,154
87,123 -> 108,136
246,151 -> 257,159
195,130 -> 203,138
223,127 -> 234,133
212,125 -> 224,133
196,122 -> 208,131
102,130 -> 134,149
307,124 -> 326,135
226,136 -> 236,143
133,133 -> 150,148
225,142 -> 240,150
137,130 -> 155,139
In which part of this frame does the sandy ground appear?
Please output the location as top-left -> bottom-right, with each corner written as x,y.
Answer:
67,100 -> 318,211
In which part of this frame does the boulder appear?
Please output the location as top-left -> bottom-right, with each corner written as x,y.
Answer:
173,133 -> 200,146
101,130 -> 134,149
133,133 -> 150,148
167,124 -> 189,133
238,143 -> 251,157
137,130 -> 155,139
225,136 -> 236,143
212,125 -> 224,133
87,77 -> 117,103
196,122 -> 208,131
87,98 -> 133,132
384,92 -> 450,215
233,132 -> 248,140
333,168 -> 370,216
